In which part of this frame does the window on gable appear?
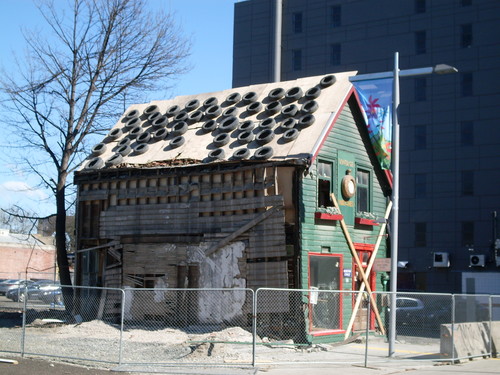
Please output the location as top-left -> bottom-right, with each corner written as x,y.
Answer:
414,125 -> 427,149
415,222 -> 427,247
318,161 -> 334,208
292,49 -> 302,71
356,169 -> 370,213
414,77 -> 427,101
331,5 -> 341,27
461,24 -> 472,48
330,43 -> 341,66
415,31 -> 426,54
293,12 -> 303,33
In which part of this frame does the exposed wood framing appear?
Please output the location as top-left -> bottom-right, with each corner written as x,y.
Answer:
205,205 -> 282,256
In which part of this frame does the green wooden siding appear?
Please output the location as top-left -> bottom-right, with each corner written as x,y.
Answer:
299,97 -> 389,341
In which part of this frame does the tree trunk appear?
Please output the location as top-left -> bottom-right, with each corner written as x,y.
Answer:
55,184 -> 74,314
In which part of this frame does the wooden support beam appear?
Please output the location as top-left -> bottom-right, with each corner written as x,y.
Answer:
205,205 -> 282,256
330,192 -> 386,336
344,200 -> 392,339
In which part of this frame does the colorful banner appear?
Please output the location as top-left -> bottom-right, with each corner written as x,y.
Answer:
352,78 -> 393,170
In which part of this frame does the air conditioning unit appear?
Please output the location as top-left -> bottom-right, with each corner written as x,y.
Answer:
470,254 -> 485,267
433,252 -> 450,267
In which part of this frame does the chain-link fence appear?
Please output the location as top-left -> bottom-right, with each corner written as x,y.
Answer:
0,286 -> 498,369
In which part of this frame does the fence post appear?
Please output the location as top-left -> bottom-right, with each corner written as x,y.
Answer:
451,294 -> 455,364
488,295 -> 492,357
20,285 -> 27,357
119,288 -> 125,365
252,289 -> 257,367
364,291 -> 370,368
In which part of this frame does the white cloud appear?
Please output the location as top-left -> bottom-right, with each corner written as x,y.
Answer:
0,180 -> 52,215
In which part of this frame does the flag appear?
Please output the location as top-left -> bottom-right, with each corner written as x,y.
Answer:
352,78 -> 393,170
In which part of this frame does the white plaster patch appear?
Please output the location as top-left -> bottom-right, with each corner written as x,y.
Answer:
187,242 -> 247,324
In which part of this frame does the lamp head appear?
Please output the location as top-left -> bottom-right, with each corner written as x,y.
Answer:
433,64 -> 458,74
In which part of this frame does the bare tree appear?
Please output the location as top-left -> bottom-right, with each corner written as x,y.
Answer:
0,0 -> 191,292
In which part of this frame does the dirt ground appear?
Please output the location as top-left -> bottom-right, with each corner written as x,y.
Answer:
0,356 -> 127,375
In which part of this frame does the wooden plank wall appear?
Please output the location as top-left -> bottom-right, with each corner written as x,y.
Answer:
77,165 -> 293,296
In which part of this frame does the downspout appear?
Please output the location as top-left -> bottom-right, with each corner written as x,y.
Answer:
272,0 -> 282,82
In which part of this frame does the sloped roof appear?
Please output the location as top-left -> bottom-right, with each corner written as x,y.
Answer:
80,72 -> 356,171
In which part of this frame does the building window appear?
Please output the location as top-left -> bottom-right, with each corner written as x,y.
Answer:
460,121 -> 474,146
330,43 -> 341,66
415,222 -> 427,247
415,31 -> 426,54
293,12 -> 303,33
318,161 -> 333,208
461,72 -> 473,97
461,0 -> 472,6
415,0 -> 426,13
460,24 -> 472,48
461,221 -> 474,247
356,169 -> 370,213
414,125 -> 427,149
414,77 -> 427,101
414,173 -> 427,198
331,5 -> 341,27
461,170 -> 474,196
292,49 -> 302,71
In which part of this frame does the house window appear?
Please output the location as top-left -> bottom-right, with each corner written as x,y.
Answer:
460,121 -> 474,146
461,24 -> 472,48
461,221 -> 474,247
414,125 -> 427,149
318,161 -> 333,207
415,222 -> 427,247
293,12 -> 303,33
356,169 -> 370,213
414,77 -> 427,101
331,5 -> 341,27
415,0 -> 426,13
292,49 -> 302,71
461,170 -> 474,196
461,72 -> 473,97
415,31 -> 426,54
414,173 -> 427,198
308,253 -> 342,331
330,43 -> 341,66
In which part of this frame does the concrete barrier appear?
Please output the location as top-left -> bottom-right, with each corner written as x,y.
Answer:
440,321 -> 500,360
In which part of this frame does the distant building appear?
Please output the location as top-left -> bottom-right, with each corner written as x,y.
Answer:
0,228 -> 56,280
233,0 -> 500,294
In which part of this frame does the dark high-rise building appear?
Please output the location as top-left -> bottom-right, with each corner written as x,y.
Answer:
233,0 -> 500,294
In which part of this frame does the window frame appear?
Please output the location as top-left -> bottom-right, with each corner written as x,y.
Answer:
293,12 -> 303,34
330,43 -> 341,66
330,5 -> 341,27
415,30 -> 426,54
317,160 -> 335,209
355,166 -> 372,214
292,49 -> 302,71
414,222 -> 427,247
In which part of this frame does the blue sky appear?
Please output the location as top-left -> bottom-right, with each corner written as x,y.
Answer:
0,0 -> 238,217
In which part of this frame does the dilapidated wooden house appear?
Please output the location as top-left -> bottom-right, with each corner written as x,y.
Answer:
74,72 -> 391,341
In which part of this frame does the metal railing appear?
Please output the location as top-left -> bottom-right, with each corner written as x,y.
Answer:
0,287 -> 498,369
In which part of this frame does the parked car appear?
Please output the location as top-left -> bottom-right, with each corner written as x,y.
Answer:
394,297 -> 425,326
0,279 -> 34,296
6,280 -> 62,304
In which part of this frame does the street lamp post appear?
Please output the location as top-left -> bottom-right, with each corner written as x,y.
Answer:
350,52 -> 457,357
